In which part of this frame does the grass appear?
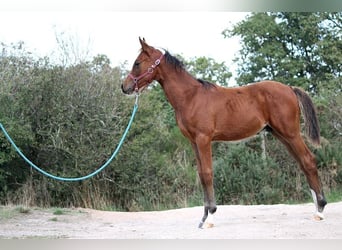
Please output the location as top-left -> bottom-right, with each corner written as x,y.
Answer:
0,207 -> 17,220
16,206 -> 30,214
53,208 -> 65,215
0,206 -> 30,220
325,189 -> 342,203
49,217 -> 58,222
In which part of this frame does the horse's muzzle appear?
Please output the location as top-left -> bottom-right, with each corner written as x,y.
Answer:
121,83 -> 133,95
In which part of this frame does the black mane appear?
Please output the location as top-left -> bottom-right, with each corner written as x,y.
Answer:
164,50 -> 185,71
196,78 -> 216,89
164,50 -> 216,89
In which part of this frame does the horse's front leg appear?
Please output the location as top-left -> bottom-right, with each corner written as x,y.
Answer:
191,139 -> 217,229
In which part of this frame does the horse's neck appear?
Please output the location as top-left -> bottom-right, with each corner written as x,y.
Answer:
158,67 -> 197,111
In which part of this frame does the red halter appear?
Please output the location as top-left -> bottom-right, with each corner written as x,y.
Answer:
128,49 -> 165,92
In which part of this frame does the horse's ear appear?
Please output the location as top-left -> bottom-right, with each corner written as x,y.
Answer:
139,37 -> 151,54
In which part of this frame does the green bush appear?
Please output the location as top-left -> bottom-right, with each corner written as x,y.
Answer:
0,42 -> 340,211
214,142 -> 298,205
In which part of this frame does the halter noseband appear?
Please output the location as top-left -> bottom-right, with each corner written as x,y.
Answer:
128,49 -> 165,92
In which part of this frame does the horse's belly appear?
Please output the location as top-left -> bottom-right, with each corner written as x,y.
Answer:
212,117 -> 266,141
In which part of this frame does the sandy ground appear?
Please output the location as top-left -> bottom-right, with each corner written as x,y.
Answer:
0,202 -> 341,239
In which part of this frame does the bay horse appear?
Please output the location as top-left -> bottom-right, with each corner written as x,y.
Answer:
121,38 -> 327,228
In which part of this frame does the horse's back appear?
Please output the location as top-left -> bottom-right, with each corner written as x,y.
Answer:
245,80 -> 294,95
222,80 -> 297,114
244,80 -> 298,109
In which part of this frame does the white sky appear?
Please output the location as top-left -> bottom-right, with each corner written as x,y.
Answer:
0,7 -> 248,84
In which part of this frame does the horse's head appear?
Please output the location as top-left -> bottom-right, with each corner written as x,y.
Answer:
121,37 -> 165,95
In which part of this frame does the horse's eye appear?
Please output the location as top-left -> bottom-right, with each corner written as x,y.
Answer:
134,61 -> 140,67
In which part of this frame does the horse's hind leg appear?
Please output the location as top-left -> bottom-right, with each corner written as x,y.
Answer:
272,132 -> 327,219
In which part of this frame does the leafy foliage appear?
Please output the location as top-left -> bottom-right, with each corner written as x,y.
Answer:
1,13 -> 341,210
0,42 -> 202,210
186,56 -> 232,86
223,12 -> 342,94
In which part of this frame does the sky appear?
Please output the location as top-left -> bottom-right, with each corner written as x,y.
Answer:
0,2 -> 249,84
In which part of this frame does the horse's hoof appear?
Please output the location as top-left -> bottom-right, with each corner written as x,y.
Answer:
314,212 -> 324,221
199,222 -> 214,229
198,212 -> 215,229
204,222 -> 214,228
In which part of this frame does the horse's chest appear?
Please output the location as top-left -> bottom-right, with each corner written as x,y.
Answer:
175,115 -> 188,133
175,112 -> 207,141
175,114 -> 194,139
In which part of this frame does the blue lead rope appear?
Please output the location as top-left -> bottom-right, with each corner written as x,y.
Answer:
0,95 -> 139,182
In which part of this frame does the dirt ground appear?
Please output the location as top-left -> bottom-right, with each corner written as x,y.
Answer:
0,201 -> 341,239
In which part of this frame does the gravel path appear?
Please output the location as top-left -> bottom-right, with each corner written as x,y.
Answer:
1,202 -> 341,239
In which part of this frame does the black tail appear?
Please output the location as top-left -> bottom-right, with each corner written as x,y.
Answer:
293,87 -> 320,146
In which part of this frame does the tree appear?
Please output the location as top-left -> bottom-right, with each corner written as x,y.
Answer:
223,12 -> 342,94
1,36 -> 340,210
221,13 -> 342,205
186,56 -> 232,87
53,27 -> 93,66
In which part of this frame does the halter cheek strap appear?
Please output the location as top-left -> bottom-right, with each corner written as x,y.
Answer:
128,49 -> 165,92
